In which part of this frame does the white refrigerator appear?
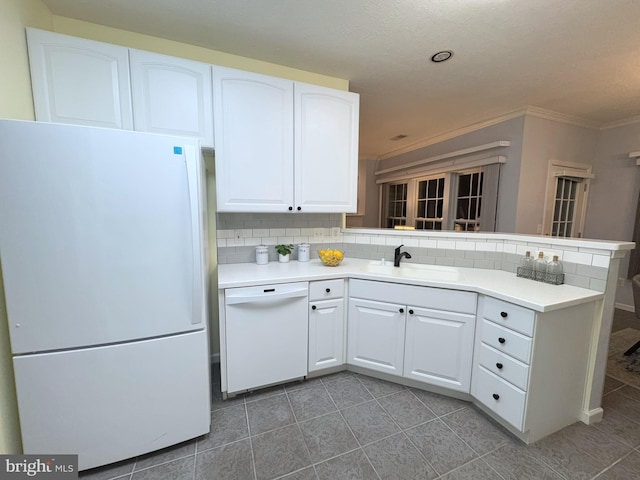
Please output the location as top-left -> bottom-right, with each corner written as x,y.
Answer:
0,120 -> 211,470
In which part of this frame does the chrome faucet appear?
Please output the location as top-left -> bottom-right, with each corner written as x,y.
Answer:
394,245 -> 412,267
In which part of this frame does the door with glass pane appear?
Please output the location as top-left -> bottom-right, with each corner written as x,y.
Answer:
542,162 -> 591,238
551,177 -> 584,237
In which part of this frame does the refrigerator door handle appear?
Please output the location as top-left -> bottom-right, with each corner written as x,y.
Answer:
184,145 -> 204,325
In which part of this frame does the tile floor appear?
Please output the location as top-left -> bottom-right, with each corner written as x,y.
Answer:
80,310 -> 640,480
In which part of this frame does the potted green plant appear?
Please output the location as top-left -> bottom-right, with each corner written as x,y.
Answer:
275,244 -> 294,263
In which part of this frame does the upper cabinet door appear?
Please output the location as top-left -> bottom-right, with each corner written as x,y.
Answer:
294,83 -> 359,213
130,50 -> 214,147
26,28 -> 133,129
213,66 -> 294,212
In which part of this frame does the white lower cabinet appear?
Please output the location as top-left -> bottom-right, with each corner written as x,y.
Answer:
403,306 -> 475,393
471,295 -> 596,443
348,279 -> 477,388
348,297 -> 406,375
308,279 -> 346,372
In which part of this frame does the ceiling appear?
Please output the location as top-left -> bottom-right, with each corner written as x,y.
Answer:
40,0 -> 640,158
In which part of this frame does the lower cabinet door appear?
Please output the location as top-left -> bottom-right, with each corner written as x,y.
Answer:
308,298 -> 345,372
403,306 -> 475,392
347,298 -> 406,375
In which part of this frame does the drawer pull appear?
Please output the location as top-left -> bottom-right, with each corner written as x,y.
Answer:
409,309 -> 414,315
492,393 -> 500,400
325,288 -> 331,293
399,308 -> 404,313
496,362 -> 503,369
498,337 -> 506,344
500,311 -> 508,318
311,305 -> 317,310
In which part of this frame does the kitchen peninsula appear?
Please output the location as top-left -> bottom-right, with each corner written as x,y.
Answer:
217,230 -> 633,444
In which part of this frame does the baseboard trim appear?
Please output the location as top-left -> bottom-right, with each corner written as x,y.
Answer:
615,302 -> 635,313
580,407 -> 603,425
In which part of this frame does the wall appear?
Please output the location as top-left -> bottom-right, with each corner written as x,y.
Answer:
51,17 -> 348,90
0,0 -> 53,456
372,116 -> 526,233
518,116 -> 598,234
585,122 -> 640,309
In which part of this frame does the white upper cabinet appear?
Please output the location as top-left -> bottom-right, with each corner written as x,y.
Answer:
213,66 -> 359,213
294,82 -> 359,213
130,50 -> 213,147
26,28 -> 133,129
213,66 -> 295,212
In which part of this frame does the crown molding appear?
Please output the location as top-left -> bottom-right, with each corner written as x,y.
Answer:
600,114 -> 640,130
522,106 -> 601,129
377,106 -> 604,161
378,108 -> 528,160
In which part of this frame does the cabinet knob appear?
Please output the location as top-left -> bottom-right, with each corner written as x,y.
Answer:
297,206 -> 302,211
408,309 -> 414,315
498,337 -> 506,344
311,305 -> 317,310
492,393 -> 500,400
500,311 -> 508,318
399,308 -> 404,313
326,288 -> 331,293
496,362 -> 503,369
288,206 -> 293,211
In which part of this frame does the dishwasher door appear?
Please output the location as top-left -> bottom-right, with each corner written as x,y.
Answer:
225,282 -> 308,393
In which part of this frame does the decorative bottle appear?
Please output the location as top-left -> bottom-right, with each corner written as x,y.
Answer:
519,251 -> 534,278
533,251 -> 547,280
546,255 -> 564,283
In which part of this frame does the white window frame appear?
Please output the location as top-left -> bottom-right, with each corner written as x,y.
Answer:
542,160 -> 593,238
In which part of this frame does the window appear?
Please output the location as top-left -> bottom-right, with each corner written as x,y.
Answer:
381,168 -> 494,231
384,182 -> 407,228
454,171 -> 483,232
415,177 -> 445,230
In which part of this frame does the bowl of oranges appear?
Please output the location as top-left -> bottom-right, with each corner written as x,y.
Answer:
318,249 -> 344,267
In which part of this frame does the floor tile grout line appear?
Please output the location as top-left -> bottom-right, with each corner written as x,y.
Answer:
191,450 -> 197,480
129,451 -> 196,475
243,401 -> 259,480
370,393 -> 442,477
283,387 -> 316,471
588,448 -> 638,479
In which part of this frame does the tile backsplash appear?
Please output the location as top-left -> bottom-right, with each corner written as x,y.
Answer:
216,213 -> 613,291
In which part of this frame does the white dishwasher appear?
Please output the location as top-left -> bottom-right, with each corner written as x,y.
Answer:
224,282 -> 309,394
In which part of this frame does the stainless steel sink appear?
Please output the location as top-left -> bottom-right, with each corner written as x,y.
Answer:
361,261 -> 461,281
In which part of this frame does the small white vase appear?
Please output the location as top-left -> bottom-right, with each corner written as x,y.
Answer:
278,253 -> 290,263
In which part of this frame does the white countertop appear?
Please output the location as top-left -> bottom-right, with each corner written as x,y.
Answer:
217,258 -> 604,312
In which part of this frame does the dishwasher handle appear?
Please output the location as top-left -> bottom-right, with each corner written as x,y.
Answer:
225,287 -> 308,305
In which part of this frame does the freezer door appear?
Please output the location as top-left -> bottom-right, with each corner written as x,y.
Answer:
14,330 -> 210,471
0,120 -> 205,353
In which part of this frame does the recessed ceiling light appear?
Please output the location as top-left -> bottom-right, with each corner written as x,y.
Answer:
431,50 -> 453,63
390,134 -> 408,141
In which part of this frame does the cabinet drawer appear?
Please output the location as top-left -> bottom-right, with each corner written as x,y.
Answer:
477,342 -> 530,391
482,296 -> 535,336
309,279 -> 344,301
481,320 -> 532,364
349,279 -> 476,314
474,365 -> 526,431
